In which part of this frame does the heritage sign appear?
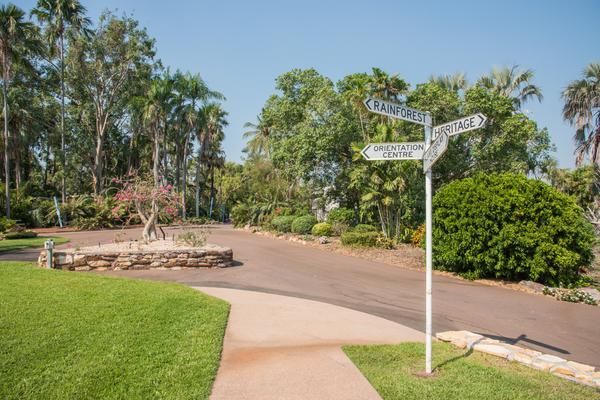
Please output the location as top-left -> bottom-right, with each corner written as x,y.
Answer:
432,113 -> 487,140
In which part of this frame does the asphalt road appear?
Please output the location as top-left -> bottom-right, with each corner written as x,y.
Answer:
7,224 -> 600,366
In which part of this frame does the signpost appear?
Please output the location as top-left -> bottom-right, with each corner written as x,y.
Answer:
432,113 -> 487,140
363,97 -> 432,126
361,142 -> 425,161
361,97 -> 487,375
423,133 -> 448,172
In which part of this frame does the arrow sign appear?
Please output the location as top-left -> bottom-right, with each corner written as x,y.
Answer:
423,133 -> 448,172
433,113 -> 487,140
361,142 -> 425,161
364,97 -> 432,126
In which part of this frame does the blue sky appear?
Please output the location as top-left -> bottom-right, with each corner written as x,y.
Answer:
16,0 -> 600,168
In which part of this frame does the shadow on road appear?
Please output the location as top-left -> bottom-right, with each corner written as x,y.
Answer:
476,333 -> 570,355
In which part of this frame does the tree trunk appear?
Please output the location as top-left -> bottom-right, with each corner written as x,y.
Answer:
209,164 -> 215,220
142,208 -> 158,241
92,132 -> 103,195
194,152 -> 201,218
60,33 -> 67,203
181,131 -> 190,220
3,76 -> 10,218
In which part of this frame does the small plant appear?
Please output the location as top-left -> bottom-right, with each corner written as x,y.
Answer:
113,232 -> 126,243
542,287 -> 598,305
312,222 -> 333,237
176,230 -> 208,247
0,217 -> 16,233
411,224 -> 425,248
291,215 -> 318,234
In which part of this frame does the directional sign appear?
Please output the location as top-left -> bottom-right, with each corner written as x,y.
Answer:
361,142 -> 425,161
364,97 -> 432,126
432,113 -> 487,140
423,133 -> 448,172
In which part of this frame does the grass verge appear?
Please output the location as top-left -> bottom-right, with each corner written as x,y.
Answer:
0,237 -> 69,253
0,262 -> 229,399
344,342 -> 598,400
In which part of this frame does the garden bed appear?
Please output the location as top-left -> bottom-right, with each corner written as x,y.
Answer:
37,239 -> 233,270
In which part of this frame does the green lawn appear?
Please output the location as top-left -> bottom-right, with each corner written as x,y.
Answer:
0,262 -> 229,400
344,342 -> 599,400
0,237 -> 69,253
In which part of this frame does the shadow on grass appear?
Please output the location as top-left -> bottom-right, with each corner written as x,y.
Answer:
434,348 -> 474,371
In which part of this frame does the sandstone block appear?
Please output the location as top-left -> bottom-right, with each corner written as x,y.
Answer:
531,354 -> 566,371
473,343 -> 514,359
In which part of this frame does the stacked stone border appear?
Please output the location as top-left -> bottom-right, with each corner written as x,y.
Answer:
38,247 -> 233,271
436,330 -> 600,388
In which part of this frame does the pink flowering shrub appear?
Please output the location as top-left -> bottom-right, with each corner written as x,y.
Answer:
112,174 -> 180,240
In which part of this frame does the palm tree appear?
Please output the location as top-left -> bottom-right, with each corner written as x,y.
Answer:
243,113 -> 271,158
195,103 -> 227,217
172,72 -> 222,219
562,63 -> 600,165
0,4 -> 41,217
369,67 -> 409,102
429,72 -> 468,93
478,65 -> 543,109
32,0 -> 90,202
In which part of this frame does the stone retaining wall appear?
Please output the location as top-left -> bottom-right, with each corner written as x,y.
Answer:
437,330 -> 600,388
38,247 -> 233,271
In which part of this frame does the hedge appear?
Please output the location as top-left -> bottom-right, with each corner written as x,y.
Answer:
432,173 -> 595,286
352,224 -> 378,233
291,215 -> 318,234
312,222 -> 333,237
271,215 -> 296,233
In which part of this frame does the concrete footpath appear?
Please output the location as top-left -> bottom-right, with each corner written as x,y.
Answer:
197,287 -> 424,400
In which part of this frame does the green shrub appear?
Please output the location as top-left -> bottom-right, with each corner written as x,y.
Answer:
291,215 -> 318,234
341,231 -> 380,247
327,207 -> 355,226
231,204 -> 251,227
4,231 -> 38,239
271,215 -> 296,233
0,217 -> 16,233
352,224 -> 377,233
312,222 -> 333,236
433,173 -> 595,286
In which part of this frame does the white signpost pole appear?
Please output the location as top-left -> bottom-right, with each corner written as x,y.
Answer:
424,125 -> 433,375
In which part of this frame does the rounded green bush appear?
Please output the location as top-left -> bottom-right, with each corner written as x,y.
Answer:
311,222 -> 333,237
433,173 -> 595,286
4,231 -> 38,239
291,215 -> 318,234
352,224 -> 378,233
327,207 -> 355,226
341,231 -> 380,247
271,215 -> 296,233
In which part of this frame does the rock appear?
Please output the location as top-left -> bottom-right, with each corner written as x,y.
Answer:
566,361 -> 595,374
435,331 -> 484,349
88,260 -> 112,268
512,348 -> 543,366
531,354 -> 567,371
579,287 -> 600,303
519,280 -> 546,294
318,236 -> 330,244
550,363 -> 579,377
472,343 -> 514,359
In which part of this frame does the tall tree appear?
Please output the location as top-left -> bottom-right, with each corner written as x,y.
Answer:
429,72 -> 468,93
562,63 -> 600,165
32,0 -> 90,202
195,102 -> 227,217
477,65 -> 543,110
242,113 -> 271,158
67,11 -> 155,194
0,3 -> 40,217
